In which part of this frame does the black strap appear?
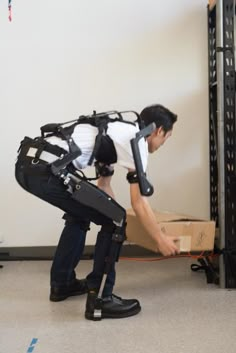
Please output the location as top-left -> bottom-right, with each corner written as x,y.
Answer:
34,138 -> 47,161
88,119 -> 108,165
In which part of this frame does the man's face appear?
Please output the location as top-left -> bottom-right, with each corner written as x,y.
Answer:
147,127 -> 172,153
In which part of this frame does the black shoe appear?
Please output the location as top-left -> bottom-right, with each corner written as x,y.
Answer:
85,292 -> 141,320
50,279 -> 88,302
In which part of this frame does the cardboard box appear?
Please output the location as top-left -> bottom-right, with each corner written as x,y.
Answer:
126,209 -> 216,253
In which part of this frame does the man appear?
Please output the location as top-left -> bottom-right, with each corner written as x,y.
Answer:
15,104 -> 179,321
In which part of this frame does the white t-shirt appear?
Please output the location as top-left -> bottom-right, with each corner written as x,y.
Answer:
46,121 -> 148,171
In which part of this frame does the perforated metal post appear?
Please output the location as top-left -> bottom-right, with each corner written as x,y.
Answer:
208,1 -> 219,228
222,0 -> 236,288
216,0 -> 226,288
208,0 -> 236,288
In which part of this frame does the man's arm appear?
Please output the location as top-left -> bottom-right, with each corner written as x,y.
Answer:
129,181 -> 179,256
97,175 -> 116,199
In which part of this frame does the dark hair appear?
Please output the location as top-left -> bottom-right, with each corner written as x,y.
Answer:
140,104 -> 177,134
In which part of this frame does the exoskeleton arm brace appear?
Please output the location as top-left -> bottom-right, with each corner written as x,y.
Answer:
130,122 -> 156,196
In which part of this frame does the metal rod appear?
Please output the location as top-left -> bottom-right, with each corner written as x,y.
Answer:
234,0 -> 236,174
216,0 -> 226,288
97,274 -> 107,299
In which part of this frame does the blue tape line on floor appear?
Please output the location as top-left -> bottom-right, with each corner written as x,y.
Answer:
26,338 -> 38,353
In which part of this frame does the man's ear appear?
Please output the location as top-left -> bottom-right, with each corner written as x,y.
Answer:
156,126 -> 164,136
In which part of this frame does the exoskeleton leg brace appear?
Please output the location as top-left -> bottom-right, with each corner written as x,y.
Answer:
58,171 -> 126,319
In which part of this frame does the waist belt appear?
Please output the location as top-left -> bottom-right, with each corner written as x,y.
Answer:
26,147 -> 61,164
17,136 -> 68,165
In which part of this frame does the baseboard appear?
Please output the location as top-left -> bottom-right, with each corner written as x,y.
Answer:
0,244 -> 156,261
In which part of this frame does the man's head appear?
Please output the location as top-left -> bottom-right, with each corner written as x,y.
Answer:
140,104 -> 177,153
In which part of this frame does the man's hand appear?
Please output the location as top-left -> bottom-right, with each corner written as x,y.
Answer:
156,233 -> 180,256
129,180 -> 180,257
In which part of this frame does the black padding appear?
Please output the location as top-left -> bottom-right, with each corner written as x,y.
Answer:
71,180 -> 125,223
94,135 -> 117,165
126,171 -> 139,184
40,123 -> 60,135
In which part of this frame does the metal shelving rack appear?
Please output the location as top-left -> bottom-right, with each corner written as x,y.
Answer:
208,0 -> 236,288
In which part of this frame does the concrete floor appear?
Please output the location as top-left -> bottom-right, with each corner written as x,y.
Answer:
0,258 -> 236,353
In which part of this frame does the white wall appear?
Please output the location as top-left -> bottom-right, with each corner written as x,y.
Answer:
0,0 -> 209,247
